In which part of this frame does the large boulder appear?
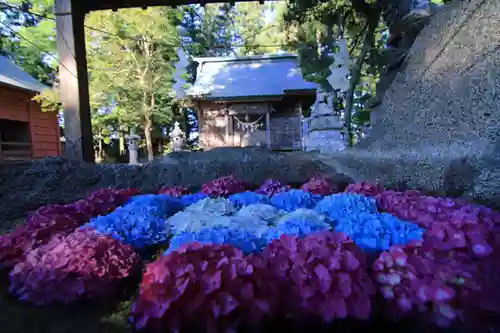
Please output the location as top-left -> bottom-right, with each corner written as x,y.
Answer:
327,0 -> 500,208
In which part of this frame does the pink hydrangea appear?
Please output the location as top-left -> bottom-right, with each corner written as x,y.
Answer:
131,243 -> 280,333
262,232 -> 375,322
346,182 -> 386,197
256,179 -> 291,196
301,175 -> 338,196
372,241 -> 500,328
376,190 -> 500,257
9,228 -> 140,305
202,175 -> 249,197
0,188 -> 139,269
158,186 -> 190,198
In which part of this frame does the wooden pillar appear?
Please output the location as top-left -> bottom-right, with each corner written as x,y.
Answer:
225,110 -> 230,146
266,104 -> 271,149
55,0 -> 94,162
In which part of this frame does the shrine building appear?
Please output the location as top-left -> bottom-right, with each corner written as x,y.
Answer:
187,53 -> 317,151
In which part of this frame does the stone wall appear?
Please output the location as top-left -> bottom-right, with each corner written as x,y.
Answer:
329,0 -> 500,208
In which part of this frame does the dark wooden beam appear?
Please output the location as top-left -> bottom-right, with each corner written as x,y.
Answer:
85,0 -> 270,12
55,0 -> 94,162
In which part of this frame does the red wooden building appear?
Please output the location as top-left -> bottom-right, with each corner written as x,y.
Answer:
0,56 -> 61,161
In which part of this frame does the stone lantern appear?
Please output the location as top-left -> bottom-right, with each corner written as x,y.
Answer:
127,131 -> 140,164
169,122 -> 185,152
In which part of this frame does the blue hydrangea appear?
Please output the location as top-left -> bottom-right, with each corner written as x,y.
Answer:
262,209 -> 331,243
335,212 -> 425,253
85,194 -> 184,249
228,191 -> 270,208
315,193 -> 378,223
167,226 -> 265,255
270,190 -> 323,212
180,192 -> 209,207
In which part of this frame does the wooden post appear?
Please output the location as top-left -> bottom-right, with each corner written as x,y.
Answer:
225,110 -> 230,146
266,104 -> 271,149
55,0 -> 94,162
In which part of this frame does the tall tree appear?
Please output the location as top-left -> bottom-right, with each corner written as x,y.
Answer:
86,7 -> 182,161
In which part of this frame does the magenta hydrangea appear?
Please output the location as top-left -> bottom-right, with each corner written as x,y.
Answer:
0,188 -> 139,269
201,175 -> 249,197
256,179 -> 291,196
262,232 -> 375,322
158,186 -> 190,198
372,240 -> 500,328
346,182 -> 386,197
131,243 -> 280,333
376,190 -> 500,257
9,228 -> 140,305
301,175 -> 338,196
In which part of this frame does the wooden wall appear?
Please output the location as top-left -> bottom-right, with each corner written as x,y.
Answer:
0,84 -> 60,160
196,99 -> 303,150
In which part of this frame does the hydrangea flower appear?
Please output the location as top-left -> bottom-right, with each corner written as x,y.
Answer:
264,209 -> 331,243
372,242 -> 500,327
184,197 -> 237,215
270,190 -> 323,212
167,226 -> 265,255
229,214 -> 272,238
335,213 -> 425,253
9,228 -> 140,305
256,179 -> 291,196
167,211 -> 233,235
236,204 -> 285,223
228,191 -> 270,208
179,192 -> 209,207
158,186 -> 189,198
301,175 -> 338,195
0,188 -> 138,269
201,175 -> 249,197
346,182 -> 385,197
262,232 -> 375,322
85,194 -> 184,249
315,193 -> 378,223
131,243 -> 280,333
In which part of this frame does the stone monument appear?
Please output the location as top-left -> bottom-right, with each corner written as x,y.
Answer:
326,0 -> 500,209
304,38 -> 351,154
127,131 -> 140,165
305,88 -> 346,153
170,122 -> 185,152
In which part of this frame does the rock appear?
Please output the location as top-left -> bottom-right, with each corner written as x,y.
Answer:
327,0 -> 500,209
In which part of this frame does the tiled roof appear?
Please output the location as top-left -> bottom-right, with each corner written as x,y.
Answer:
187,53 -> 317,100
0,56 -> 47,93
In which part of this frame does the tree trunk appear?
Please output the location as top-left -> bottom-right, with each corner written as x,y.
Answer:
344,19 -> 377,146
144,117 -> 154,162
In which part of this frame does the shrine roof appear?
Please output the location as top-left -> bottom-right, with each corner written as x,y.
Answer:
186,53 -> 317,100
0,56 -> 47,93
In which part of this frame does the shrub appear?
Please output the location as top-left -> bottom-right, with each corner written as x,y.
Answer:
0,188 -> 138,269
9,228 -> 140,305
301,175 -> 338,196
86,194 -> 184,249
262,232 -> 375,322
256,179 -> 291,196
345,182 -> 385,197
270,190 -> 322,212
335,213 -> 425,253
315,193 -> 378,224
201,175 -> 249,197
131,243 -> 279,333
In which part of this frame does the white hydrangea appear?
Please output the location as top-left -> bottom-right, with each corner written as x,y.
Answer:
236,204 -> 285,225
184,198 -> 237,216
229,215 -> 271,238
167,211 -> 233,234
